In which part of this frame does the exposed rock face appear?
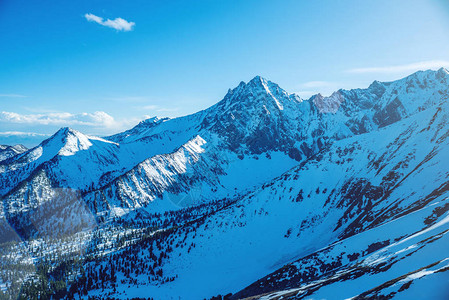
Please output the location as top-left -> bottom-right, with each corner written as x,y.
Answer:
313,91 -> 345,113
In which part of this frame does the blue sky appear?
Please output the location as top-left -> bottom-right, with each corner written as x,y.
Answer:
1,0 -> 449,146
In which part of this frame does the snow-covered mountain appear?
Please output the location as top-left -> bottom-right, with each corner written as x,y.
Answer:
1,68 -> 449,299
0,144 -> 27,162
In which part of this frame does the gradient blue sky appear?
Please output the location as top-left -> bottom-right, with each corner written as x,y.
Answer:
1,0 -> 449,146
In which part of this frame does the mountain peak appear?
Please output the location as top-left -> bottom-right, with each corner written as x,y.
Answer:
247,75 -> 273,92
437,67 -> 449,77
45,127 -> 94,156
231,76 -> 271,92
55,127 -> 81,137
224,76 -> 289,104
313,91 -> 345,114
248,75 -> 266,84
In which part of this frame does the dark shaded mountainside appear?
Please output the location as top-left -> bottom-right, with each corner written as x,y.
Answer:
0,69 -> 449,299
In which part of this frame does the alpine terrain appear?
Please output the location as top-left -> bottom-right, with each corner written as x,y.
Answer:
1,68 -> 449,299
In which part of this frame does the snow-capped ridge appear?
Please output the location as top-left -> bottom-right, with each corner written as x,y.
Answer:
437,66 -> 449,75
42,127 -> 116,156
216,75 -> 301,116
0,144 -> 28,162
0,144 -> 27,153
11,144 -> 28,152
138,116 -> 169,126
106,116 -> 170,143
381,67 -> 449,87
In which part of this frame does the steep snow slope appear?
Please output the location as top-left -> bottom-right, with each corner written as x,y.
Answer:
78,78 -> 449,299
245,204 -> 449,299
83,135 -> 298,216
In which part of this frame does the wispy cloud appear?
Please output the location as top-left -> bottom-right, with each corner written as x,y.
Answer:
295,91 -> 318,98
84,13 -> 135,32
347,60 -> 449,74
142,105 -> 159,110
0,131 -> 50,137
0,111 -> 118,128
295,81 -> 341,98
142,105 -> 180,113
0,94 -> 27,98
300,81 -> 336,89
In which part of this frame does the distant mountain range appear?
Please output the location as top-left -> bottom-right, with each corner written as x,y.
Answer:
1,68 -> 449,299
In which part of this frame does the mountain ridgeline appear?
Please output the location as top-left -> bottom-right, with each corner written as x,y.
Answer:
1,69 -> 449,299
0,144 -> 27,162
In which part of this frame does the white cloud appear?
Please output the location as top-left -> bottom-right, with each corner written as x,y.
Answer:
347,60 -> 449,74
84,13 -> 135,31
0,131 -> 50,137
0,111 -> 119,128
79,111 -> 116,128
0,112 -> 153,146
102,18 -> 135,31
85,13 -> 103,24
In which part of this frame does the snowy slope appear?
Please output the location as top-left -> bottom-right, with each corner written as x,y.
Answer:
71,71 -> 449,299
245,203 -> 449,299
3,69 -> 448,219
1,68 -> 449,300
0,128 -> 123,194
